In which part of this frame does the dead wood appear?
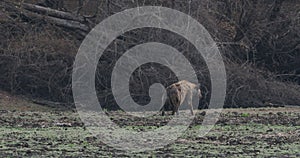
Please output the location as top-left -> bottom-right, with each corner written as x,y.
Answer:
2,1 -> 90,35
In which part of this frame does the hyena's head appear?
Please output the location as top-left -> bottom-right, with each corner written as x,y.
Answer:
167,84 -> 181,107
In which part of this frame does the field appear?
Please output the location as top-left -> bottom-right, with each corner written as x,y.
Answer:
0,92 -> 299,157
1,0 -> 300,157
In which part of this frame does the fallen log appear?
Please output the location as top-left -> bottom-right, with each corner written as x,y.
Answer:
22,3 -> 86,23
2,1 -> 90,36
24,10 -> 90,33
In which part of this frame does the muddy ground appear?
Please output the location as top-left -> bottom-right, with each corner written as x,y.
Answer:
0,92 -> 299,157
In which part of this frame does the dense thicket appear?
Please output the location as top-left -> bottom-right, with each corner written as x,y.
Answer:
1,0 -> 299,109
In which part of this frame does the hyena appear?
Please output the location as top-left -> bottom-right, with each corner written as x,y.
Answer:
162,80 -> 202,116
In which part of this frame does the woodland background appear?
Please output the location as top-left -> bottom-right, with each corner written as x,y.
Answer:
0,0 -> 299,109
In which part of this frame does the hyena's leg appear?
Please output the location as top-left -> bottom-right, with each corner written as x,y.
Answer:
187,92 -> 194,115
176,105 -> 180,115
172,109 -> 175,115
172,106 -> 177,115
173,94 -> 182,115
161,92 -> 167,116
172,104 -> 180,115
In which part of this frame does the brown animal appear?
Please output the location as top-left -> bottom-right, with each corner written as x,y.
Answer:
162,80 -> 202,116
